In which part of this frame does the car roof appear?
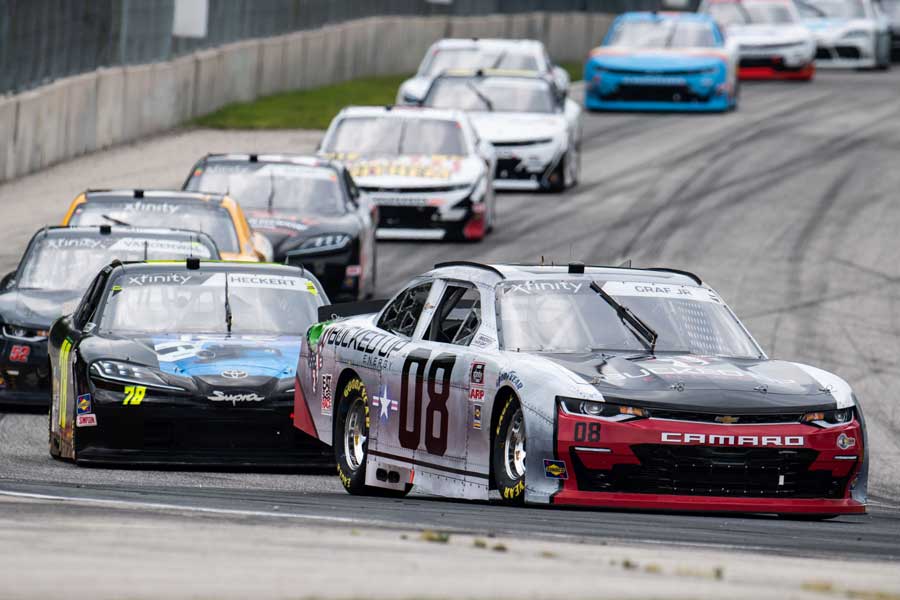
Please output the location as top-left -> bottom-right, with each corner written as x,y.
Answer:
83,189 -> 227,204
35,225 -> 217,241
112,260 -> 313,277
428,262 -> 703,287
432,38 -> 546,53
435,68 -> 549,81
336,105 -> 468,122
618,11 -> 718,24
198,153 -> 343,172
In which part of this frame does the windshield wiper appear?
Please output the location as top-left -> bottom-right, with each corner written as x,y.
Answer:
466,80 -> 494,111
490,51 -> 508,69
266,171 -> 276,213
224,273 -> 233,334
589,281 -> 658,354
101,214 -> 130,226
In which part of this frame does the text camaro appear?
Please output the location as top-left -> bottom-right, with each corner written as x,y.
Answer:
48,260 -> 331,466
294,263 -> 866,516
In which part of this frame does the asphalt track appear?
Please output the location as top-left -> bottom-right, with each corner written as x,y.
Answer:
1,71 -> 900,562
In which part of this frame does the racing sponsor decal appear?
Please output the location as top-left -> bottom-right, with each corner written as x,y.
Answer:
108,238 -> 214,258
122,385 -> 146,406
601,281 -> 722,304
76,414 -> 98,427
470,362 -> 485,385
660,432 -> 804,447
117,201 -> 181,214
321,373 -> 333,416
543,459 -> 568,480
45,238 -> 105,249
468,387 -> 485,402
126,273 -> 193,286
345,156 -> 464,181
837,433 -> 856,450
323,325 -> 409,372
202,272 -> 314,291
8,345 -> 30,363
504,281 -> 583,295
497,370 -> 523,391
471,334 -> 494,348
472,404 -> 482,430
207,391 -> 265,405
248,217 -> 310,233
76,394 -> 92,415
371,383 -> 397,424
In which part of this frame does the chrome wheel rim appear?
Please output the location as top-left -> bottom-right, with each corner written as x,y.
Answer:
503,408 -> 526,480
343,398 -> 367,471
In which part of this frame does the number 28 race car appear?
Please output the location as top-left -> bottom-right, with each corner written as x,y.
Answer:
294,262 -> 867,516
49,260 -> 331,466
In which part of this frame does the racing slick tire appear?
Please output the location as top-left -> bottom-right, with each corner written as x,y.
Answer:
545,154 -> 567,193
492,395 -> 527,505
334,375 -> 410,497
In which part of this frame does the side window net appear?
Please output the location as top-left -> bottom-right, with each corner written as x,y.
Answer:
377,283 -> 432,337
426,285 -> 482,346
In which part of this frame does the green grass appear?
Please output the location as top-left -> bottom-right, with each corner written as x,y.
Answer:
194,74 -> 410,130
559,61 -> 585,83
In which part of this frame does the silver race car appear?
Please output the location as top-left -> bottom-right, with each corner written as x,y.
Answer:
422,70 -> 582,192
293,262 -> 867,516
319,106 -> 496,241
396,38 -> 570,105
798,0 -> 892,68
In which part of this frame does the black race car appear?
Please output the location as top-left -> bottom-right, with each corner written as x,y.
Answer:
0,226 -> 219,407
183,154 -> 378,302
48,259 -> 332,467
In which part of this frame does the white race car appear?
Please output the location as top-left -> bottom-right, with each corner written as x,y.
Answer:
396,38 -> 570,105
798,0 -> 892,68
319,106 -> 496,241
421,70 -> 582,192
702,0 -> 817,79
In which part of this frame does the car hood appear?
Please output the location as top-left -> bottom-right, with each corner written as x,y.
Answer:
544,352 -> 838,412
804,18 -> 873,35
0,289 -> 84,329
467,112 -> 566,144
245,210 -> 358,258
588,50 -> 727,72
340,154 -> 483,189
728,24 -> 814,45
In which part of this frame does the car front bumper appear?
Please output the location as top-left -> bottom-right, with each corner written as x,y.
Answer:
549,406 -> 866,515
814,37 -> 877,67
0,337 -> 50,406
585,75 -> 732,113
739,55 -> 815,80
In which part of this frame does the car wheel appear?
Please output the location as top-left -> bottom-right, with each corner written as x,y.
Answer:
492,395 -> 526,505
334,375 -> 409,497
545,154 -> 566,193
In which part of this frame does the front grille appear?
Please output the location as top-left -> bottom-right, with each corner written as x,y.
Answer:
835,46 -> 861,59
359,184 -> 464,194
604,68 -> 708,76
604,84 -> 705,103
815,47 -> 831,59
492,138 -> 552,147
571,445 -> 849,499
649,410 -> 803,424
740,57 -> 782,68
495,157 -> 538,181
378,205 -> 439,229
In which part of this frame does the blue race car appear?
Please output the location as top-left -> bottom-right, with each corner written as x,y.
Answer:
584,12 -> 739,112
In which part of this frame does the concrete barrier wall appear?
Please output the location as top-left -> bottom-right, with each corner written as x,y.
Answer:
0,11 -> 613,185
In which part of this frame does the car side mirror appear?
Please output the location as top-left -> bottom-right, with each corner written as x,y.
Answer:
0,271 -> 16,291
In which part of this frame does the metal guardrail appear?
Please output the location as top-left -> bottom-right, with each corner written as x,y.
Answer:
0,0 -> 685,95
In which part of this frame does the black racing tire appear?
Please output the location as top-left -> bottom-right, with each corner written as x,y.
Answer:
334,375 -> 410,497
492,395 -> 526,505
545,154 -> 566,193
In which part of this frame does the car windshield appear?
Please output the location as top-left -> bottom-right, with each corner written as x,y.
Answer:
708,1 -> 798,24
425,78 -> 556,113
882,0 -> 900,19
498,280 -> 761,358
323,117 -> 467,156
607,20 -> 719,48
68,200 -> 240,253
797,0 -> 867,18
16,235 -> 216,292
185,163 -> 346,217
420,47 -> 540,76
99,271 -> 322,336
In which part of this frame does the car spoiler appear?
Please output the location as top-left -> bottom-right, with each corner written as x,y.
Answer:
318,299 -> 387,322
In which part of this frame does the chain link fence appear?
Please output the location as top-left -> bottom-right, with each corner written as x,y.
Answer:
0,0 -> 685,95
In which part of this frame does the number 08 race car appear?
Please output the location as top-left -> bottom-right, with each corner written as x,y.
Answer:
294,262 -> 867,516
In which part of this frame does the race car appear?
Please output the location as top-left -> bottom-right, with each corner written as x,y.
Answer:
319,106 -> 495,241
584,12 -> 739,112
62,189 -> 274,262
48,259 -> 332,467
702,0 -> 817,80
294,262 -> 867,516
798,0 -> 892,68
883,0 -> 900,60
396,38 -> 570,105
421,70 -> 582,192
0,226 -> 219,407
183,154 -> 377,302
